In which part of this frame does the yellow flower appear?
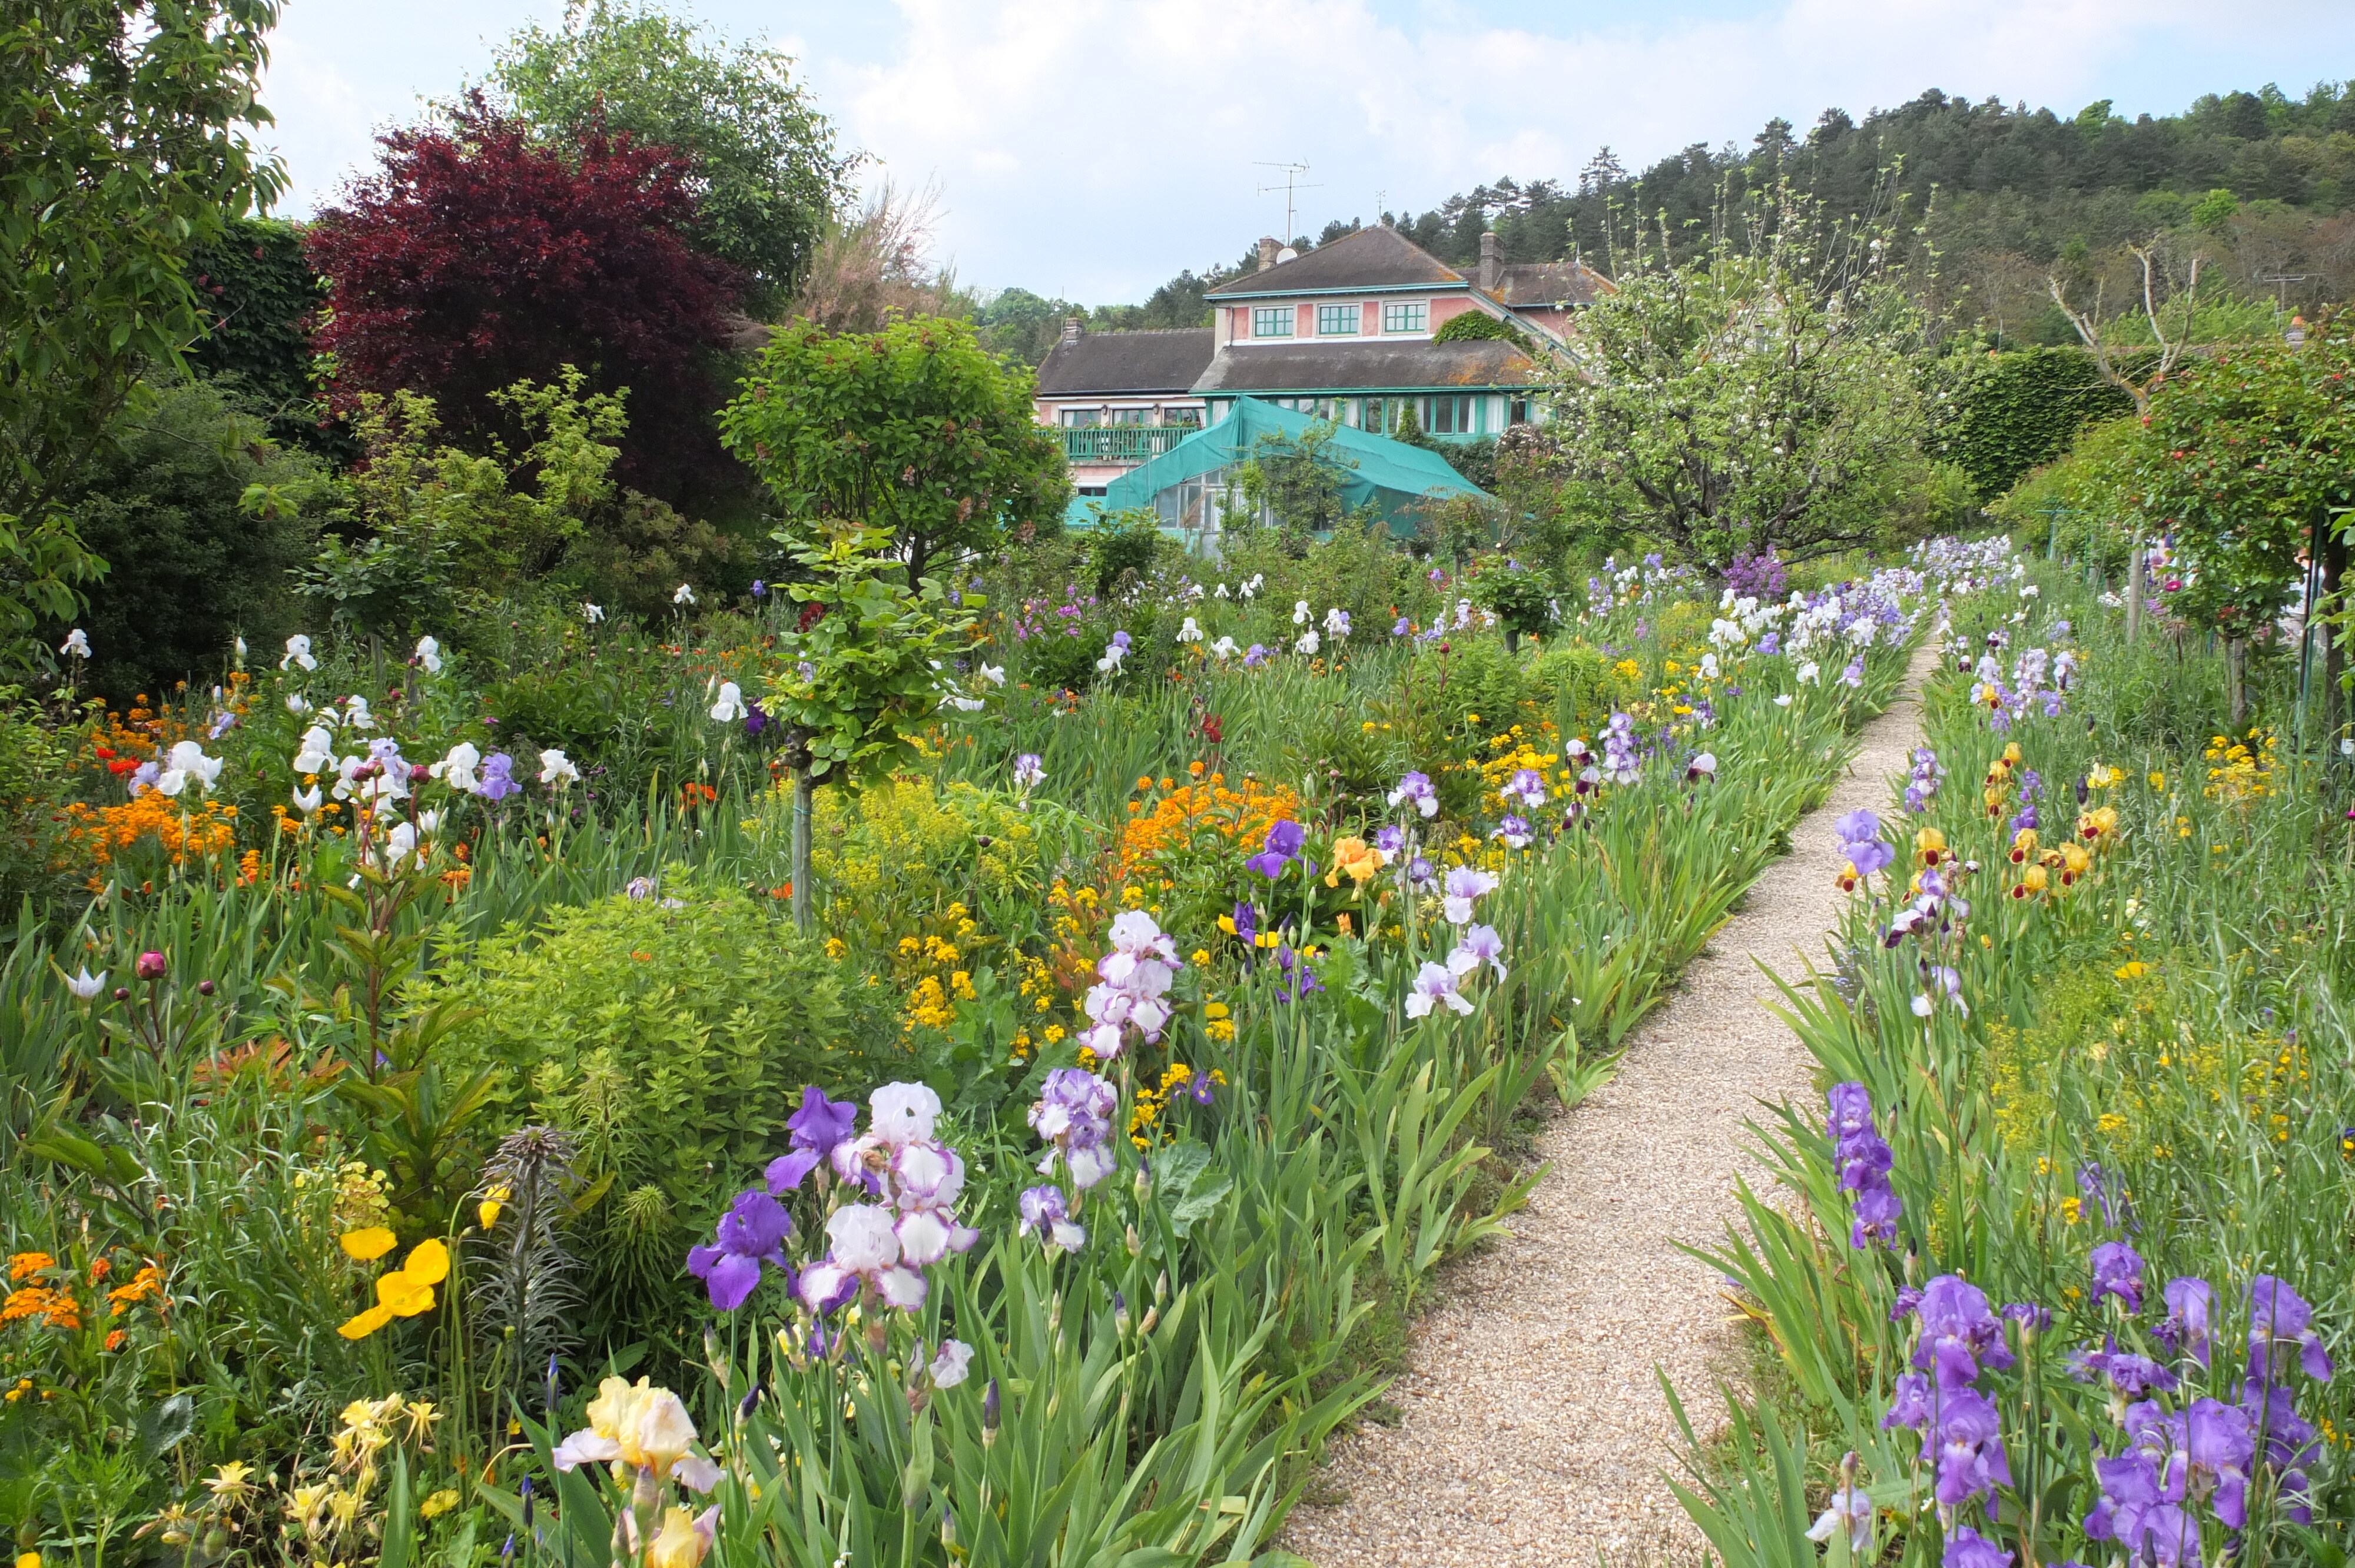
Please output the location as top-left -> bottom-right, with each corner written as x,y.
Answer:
1913,826 -> 1946,865
338,1304 -> 395,1340
2147,770 -> 2165,790
2115,961 -> 2150,980
2087,763 -> 2119,788
645,1507 -> 711,1568
204,1461 -> 256,1502
18,1553 -> 40,1568
478,1185 -> 510,1231
339,1228 -> 397,1262
2060,1197 -> 2082,1224
420,1490 -> 461,1520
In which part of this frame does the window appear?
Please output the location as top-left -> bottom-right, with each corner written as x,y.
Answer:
1108,407 -> 1152,426
1363,397 -> 1389,434
1508,397 -> 1531,426
1252,307 -> 1293,337
1316,303 -> 1359,335
1382,302 -> 1428,334
1059,407 -> 1100,428
1424,395 -> 1475,434
1165,406 -> 1203,428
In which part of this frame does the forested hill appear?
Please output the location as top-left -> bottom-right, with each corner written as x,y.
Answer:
1387,83 -> 2355,339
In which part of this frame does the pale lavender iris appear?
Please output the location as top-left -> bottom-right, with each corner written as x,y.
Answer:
1388,771 -> 1438,818
477,752 -> 521,801
1019,1184 -> 1086,1254
1835,808 -> 1895,879
1503,768 -> 1547,809
1441,865 -> 1498,925
1030,1067 -> 1119,1190
1492,814 -> 1533,849
1446,922 -> 1506,981
1405,961 -> 1471,1019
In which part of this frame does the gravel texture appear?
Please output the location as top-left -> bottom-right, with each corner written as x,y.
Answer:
1284,646 -> 1936,1567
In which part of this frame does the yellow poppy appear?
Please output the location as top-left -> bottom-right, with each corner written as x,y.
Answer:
376,1271 -> 436,1317
338,1228 -> 397,1262
400,1239 -> 450,1286
338,1304 -> 395,1340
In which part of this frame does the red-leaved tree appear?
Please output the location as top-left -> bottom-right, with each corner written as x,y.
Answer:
307,97 -> 745,510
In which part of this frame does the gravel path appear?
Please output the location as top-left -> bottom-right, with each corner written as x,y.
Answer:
1285,643 -> 1936,1567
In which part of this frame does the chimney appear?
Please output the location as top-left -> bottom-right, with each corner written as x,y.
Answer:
1060,316 -> 1082,345
1258,235 -> 1281,273
1478,231 -> 1501,293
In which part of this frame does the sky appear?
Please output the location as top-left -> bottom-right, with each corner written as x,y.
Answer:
261,0 -> 2355,304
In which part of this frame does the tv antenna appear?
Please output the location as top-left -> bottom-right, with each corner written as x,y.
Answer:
1253,161 -> 1320,245
2257,271 -> 2313,308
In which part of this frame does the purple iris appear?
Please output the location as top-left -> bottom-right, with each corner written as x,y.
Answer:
2072,1337 -> 2180,1400
767,1086 -> 860,1193
1941,1526 -> 2014,1568
1272,944 -> 1322,1002
1827,1082 -> 1902,1248
2248,1275 -> 2334,1381
2091,1241 -> 2146,1313
477,752 -> 521,802
2078,1162 -> 2130,1230
1373,825 -> 1405,855
1834,808 -> 1894,879
2002,1301 -> 2052,1334
744,700 -> 769,737
1231,901 -> 1258,944
687,1188 -> 792,1310
1912,1275 -> 2015,1388
2158,1277 -> 2213,1367
1245,819 -> 1305,879
2240,1377 -> 2321,1520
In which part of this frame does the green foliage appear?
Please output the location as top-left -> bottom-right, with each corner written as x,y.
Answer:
804,776 -> 1043,953
1086,509 -> 1165,596
1550,182 -> 1932,567
721,317 -> 1070,582
427,871 -> 879,1319
278,371 -> 628,636
1464,557 -> 1555,646
1235,424 -> 1361,537
767,526 -> 983,785
0,0 -> 284,545
490,1 -> 855,314
1933,347 -> 2135,500
1988,417 -> 2140,573
2121,311 -> 2355,636
185,216 -> 334,449
0,684 -> 74,905
1430,311 -> 1528,349
59,381 -> 319,702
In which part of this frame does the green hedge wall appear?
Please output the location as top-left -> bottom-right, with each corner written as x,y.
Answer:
1935,347 -> 2135,500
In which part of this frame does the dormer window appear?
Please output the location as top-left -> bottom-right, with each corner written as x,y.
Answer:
1382,302 -> 1428,334
1315,304 -> 1359,335
1251,307 -> 1293,338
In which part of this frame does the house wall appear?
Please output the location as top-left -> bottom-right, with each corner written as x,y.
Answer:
1428,295 -> 1481,329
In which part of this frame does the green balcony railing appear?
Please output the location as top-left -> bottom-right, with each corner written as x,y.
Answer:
1057,426 -> 1191,462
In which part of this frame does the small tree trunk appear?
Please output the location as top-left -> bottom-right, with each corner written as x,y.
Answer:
2125,528 -> 2143,644
2225,637 -> 2249,729
791,770 -> 814,933
2324,524 -> 2349,739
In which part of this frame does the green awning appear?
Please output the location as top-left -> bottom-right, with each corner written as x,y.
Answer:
1096,396 -> 1486,538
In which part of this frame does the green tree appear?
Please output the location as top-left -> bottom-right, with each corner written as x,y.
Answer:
719,317 -> 1070,584
1546,184 -> 1932,567
490,0 -> 854,314
762,525 -> 983,928
2124,310 -> 2355,727
58,381 -> 318,703
1236,424 -> 1358,536
1,0 -> 286,663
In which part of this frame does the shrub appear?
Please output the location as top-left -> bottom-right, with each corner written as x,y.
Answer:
804,776 -> 1044,954
0,685 -> 74,905
426,872 -> 885,1328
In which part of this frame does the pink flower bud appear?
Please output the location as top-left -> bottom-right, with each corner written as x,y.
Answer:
135,951 -> 168,981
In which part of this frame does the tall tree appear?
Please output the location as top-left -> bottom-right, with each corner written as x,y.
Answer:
1546,182 -> 1934,567
491,1 -> 854,315
306,98 -> 743,513
719,317 -> 1069,585
1,0 -> 285,661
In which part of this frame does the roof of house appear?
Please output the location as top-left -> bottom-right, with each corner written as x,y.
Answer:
1204,225 -> 1466,297
1491,260 -> 1613,308
1034,328 -> 1215,397
1190,337 -> 1543,394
